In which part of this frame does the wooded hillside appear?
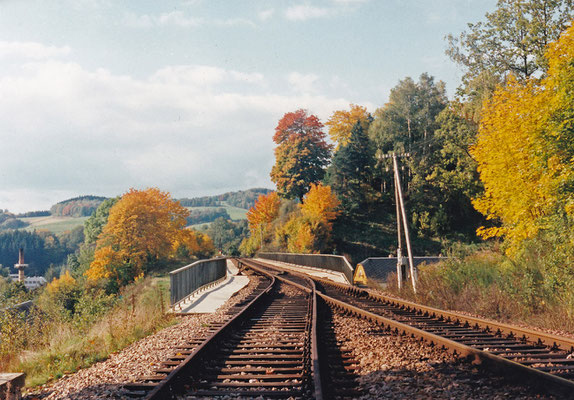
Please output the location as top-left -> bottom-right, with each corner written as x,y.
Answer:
50,196 -> 108,217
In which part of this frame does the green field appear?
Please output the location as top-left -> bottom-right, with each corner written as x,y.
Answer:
20,216 -> 88,234
185,203 -> 248,220
17,202 -> 248,234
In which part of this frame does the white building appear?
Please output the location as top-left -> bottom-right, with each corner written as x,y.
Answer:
8,274 -> 47,290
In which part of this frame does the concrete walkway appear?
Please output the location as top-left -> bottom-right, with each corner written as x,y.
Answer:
176,261 -> 250,314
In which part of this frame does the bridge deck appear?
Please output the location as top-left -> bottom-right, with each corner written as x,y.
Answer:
175,261 -> 249,314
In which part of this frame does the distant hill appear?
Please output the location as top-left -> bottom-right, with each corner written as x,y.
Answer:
179,188 -> 273,209
0,211 -> 28,231
187,208 -> 231,225
50,195 -> 108,217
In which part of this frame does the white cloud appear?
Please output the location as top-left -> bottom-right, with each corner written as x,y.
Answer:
284,0 -> 371,21
285,5 -> 331,21
288,72 -> 319,94
150,65 -> 265,88
0,57 -> 353,212
125,11 -> 202,28
125,11 -> 255,29
158,11 -> 202,27
0,41 -> 71,60
332,0 -> 370,4
214,18 -> 256,28
258,9 -> 275,21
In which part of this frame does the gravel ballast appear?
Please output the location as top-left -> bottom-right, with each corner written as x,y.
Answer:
25,276 -> 263,400
25,274 -> 559,399
331,311 -> 555,399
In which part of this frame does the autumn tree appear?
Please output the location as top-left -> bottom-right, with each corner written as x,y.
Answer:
241,192 -> 281,254
325,104 -> 371,149
270,109 -> 332,201
471,21 -> 574,253
447,0 -> 574,121
247,192 -> 281,232
172,229 -> 214,261
44,270 -> 81,315
300,183 -> 340,227
86,188 -> 193,289
274,184 -> 340,253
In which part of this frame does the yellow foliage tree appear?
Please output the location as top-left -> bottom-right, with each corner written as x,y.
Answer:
46,270 -> 77,295
273,184 -> 340,254
471,21 -> 574,254
172,229 -> 214,259
325,104 -> 371,148
300,183 -> 340,227
86,245 -> 126,282
86,188 -> 191,286
245,192 -> 281,251
44,270 -> 81,315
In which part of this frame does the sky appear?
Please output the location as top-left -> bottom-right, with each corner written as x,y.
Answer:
0,0 -> 497,213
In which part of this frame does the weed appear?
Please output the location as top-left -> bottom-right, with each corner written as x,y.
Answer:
0,277 -> 176,388
386,242 -> 574,333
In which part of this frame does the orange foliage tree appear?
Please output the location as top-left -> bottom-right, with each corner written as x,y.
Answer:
172,229 -> 214,260
243,192 -> 281,253
325,104 -> 371,149
86,188 -> 198,288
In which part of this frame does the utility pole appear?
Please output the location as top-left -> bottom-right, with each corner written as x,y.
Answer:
394,170 -> 404,290
392,154 -> 417,293
379,151 -> 418,292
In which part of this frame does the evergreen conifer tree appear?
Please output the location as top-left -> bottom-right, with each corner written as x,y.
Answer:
326,121 -> 374,213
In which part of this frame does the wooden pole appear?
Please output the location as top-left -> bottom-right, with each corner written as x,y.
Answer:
393,155 -> 417,293
394,167 -> 403,290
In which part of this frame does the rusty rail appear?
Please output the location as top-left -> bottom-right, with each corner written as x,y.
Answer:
127,260 -> 325,399
247,257 -> 574,398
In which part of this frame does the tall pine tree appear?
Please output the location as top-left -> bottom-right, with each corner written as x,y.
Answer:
325,121 -> 374,213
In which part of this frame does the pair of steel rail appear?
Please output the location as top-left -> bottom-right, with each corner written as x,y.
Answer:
125,257 -> 574,399
251,258 -> 574,399
125,261 -> 325,399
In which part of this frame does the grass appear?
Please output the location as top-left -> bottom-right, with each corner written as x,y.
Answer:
220,202 -> 248,220
384,246 -> 574,334
0,276 -> 176,388
17,203 -> 248,235
185,203 -> 248,221
20,216 -> 89,234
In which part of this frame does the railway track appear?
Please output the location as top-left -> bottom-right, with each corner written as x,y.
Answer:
245,258 -> 574,398
123,260 -> 362,399
240,259 -> 361,399
123,263 -> 327,399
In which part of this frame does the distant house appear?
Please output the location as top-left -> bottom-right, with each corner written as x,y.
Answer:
8,274 -> 47,290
